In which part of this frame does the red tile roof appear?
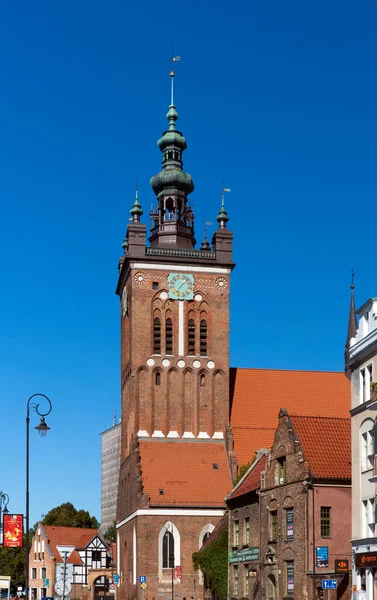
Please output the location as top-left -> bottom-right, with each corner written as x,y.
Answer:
139,440 -> 233,506
289,415 -> 351,480
42,525 -> 102,563
230,368 -> 350,465
226,454 -> 268,501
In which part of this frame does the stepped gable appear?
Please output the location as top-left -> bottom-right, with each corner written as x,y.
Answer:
230,368 -> 350,465
139,440 -> 232,507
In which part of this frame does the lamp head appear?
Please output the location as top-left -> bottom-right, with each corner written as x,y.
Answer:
3,506 -> 9,514
35,416 -> 51,437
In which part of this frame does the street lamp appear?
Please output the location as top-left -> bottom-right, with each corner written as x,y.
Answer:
26,394 -> 52,600
302,478 -> 316,600
0,492 -> 9,545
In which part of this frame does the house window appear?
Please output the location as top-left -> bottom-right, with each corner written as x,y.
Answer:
362,498 -> 375,538
200,374 -> 206,387
166,318 -> 173,354
40,589 -> 46,599
244,564 -> 249,596
31,569 -> 37,579
286,562 -> 294,595
200,320 -> 207,356
162,531 -> 174,568
155,372 -> 161,386
153,318 -> 161,354
245,518 -> 250,545
152,282 -> 158,290
92,550 -> 101,562
233,520 -> 240,547
361,427 -> 374,471
269,510 -> 278,541
285,508 -> 293,539
188,319 -> 195,354
233,565 -> 239,597
277,457 -> 286,484
41,567 -> 46,579
360,364 -> 373,403
320,507 -> 331,537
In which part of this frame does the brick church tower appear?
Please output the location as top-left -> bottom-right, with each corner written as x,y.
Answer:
115,70 -> 235,600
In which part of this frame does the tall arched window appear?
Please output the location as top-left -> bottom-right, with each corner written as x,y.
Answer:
154,318 -> 161,354
162,531 -> 174,568
188,319 -> 196,355
166,318 -> 173,354
200,319 -> 207,356
155,372 -> 161,386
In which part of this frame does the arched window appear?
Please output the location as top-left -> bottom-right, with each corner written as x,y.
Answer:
154,317 -> 161,354
188,319 -> 195,355
162,531 -> 174,568
200,319 -> 207,356
155,372 -> 161,386
200,374 -> 206,387
166,318 -> 173,354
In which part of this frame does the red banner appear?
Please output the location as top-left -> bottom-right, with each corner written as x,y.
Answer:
3,514 -> 23,547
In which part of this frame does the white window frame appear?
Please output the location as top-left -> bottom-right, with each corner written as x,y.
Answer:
198,524 -> 215,584
360,364 -> 373,404
361,419 -> 375,472
361,498 -> 375,538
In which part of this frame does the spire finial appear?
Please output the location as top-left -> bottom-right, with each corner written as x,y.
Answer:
345,268 -> 357,367
130,178 -> 143,223
217,185 -> 231,228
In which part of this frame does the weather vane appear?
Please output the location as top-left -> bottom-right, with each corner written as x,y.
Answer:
170,46 -> 181,106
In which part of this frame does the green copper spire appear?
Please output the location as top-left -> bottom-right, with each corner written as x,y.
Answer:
130,187 -> 143,222
217,188 -> 230,228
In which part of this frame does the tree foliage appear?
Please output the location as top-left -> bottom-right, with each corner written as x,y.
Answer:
104,521 -> 116,543
42,502 -> 99,528
192,528 -> 228,600
0,546 -> 26,594
233,453 -> 257,486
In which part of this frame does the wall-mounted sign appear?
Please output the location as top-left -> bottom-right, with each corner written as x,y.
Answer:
229,547 -> 259,563
316,547 -> 329,568
3,514 -> 23,548
355,552 -> 377,568
335,559 -> 349,573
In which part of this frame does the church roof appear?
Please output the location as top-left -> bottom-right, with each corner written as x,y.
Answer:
139,440 -> 232,507
230,368 -> 350,466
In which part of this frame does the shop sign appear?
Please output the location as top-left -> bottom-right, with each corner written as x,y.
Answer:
335,559 -> 349,573
229,547 -> 259,563
355,552 -> 377,568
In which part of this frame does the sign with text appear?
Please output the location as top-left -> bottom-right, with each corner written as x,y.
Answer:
355,552 -> 377,568
335,559 -> 349,574
316,546 -> 329,568
229,547 -> 259,563
3,514 -> 23,547
287,564 -> 294,593
322,580 -> 337,589
286,509 -> 293,539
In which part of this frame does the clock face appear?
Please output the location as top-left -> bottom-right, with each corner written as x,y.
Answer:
168,273 -> 194,300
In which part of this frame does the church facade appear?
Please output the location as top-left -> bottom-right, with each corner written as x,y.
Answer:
115,71 -> 236,600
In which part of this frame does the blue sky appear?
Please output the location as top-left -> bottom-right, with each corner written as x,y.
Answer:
1,0 -> 376,527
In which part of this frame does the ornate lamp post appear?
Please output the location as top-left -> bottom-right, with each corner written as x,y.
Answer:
26,394 -> 52,600
0,492 -> 9,545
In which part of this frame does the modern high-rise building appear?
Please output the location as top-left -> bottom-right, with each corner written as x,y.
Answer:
101,417 -> 121,534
